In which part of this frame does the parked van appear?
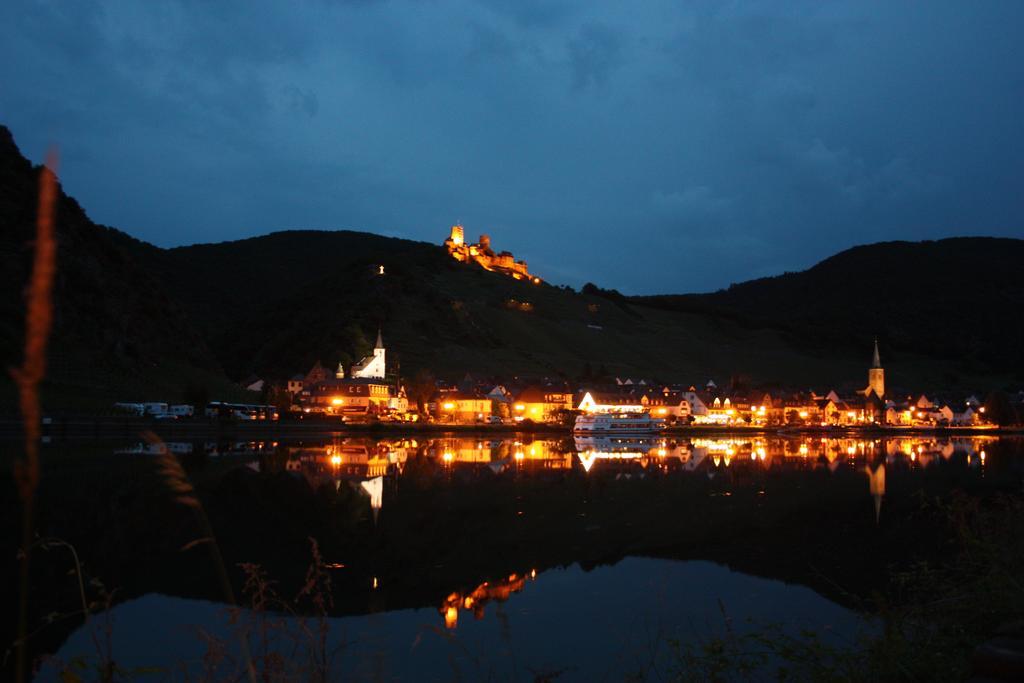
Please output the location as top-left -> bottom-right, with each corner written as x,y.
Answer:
170,404 -> 194,418
143,402 -> 169,416
114,402 -> 145,416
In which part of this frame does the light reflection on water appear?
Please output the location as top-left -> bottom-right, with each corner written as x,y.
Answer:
32,434 -> 1015,681
156,434 -> 997,517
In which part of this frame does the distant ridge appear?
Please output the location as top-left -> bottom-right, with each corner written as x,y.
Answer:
633,237 -> 1024,371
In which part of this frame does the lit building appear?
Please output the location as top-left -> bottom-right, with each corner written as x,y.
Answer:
306,378 -> 393,415
432,391 -> 494,423
350,329 -> 386,379
297,330 -> 407,417
287,374 -> 305,395
513,385 -> 574,422
576,390 -> 646,414
863,339 -> 885,399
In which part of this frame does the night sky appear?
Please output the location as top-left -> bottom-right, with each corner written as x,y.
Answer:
2,1 -> 1022,294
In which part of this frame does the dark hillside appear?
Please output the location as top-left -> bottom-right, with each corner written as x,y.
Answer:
634,238 -> 1024,381
0,126 -> 240,410
124,230 -> 1013,393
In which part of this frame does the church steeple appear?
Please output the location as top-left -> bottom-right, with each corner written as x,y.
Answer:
375,328 -> 384,350
868,338 -> 885,399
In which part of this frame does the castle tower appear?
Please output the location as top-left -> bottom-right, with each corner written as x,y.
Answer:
449,224 -> 464,246
479,234 -> 491,252
868,339 -> 885,398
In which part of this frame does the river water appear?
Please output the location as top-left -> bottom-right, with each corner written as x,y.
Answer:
14,433 -> 1021,680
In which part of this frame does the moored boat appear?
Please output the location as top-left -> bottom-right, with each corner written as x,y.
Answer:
573,412 -> 664,434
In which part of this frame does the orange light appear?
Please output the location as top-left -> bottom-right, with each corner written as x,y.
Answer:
442,452 -> 454,463
443,402 -> 455,410
330,454 -> 342,467
444,606 -> 458,629
331,398 -> 343,406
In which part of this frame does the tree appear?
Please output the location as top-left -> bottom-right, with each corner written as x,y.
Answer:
408,369 -> 437,416
983,391 -> 1019,426
182,383 -> 209,410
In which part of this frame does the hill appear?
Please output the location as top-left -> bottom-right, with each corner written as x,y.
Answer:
124,230 -> 1021,395
633,238 -> 1024,379
122,229 -> 853,387
0,126 -> 249,411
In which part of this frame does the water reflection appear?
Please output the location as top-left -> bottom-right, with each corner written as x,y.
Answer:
439,569 -> 538,629
20,434 -> 1022,680
48,558 -> 865,682
112,434 -> 1001,523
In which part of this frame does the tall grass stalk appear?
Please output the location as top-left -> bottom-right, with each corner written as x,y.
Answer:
12,149 -> 58,683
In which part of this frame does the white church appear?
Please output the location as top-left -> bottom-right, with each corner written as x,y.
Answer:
348,329 -> 387,379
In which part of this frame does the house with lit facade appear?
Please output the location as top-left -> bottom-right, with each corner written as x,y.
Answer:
643,388 -> 694,421
304,377 -> 393,416
576,390 -> 646,414
431,391 -> 495,423
513,385 -> 574,423
297,331 -> 406,417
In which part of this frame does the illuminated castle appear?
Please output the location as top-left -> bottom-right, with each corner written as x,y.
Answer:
444,225 -> 540,283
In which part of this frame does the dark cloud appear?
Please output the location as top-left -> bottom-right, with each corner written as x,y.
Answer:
1,0 -> 1021,294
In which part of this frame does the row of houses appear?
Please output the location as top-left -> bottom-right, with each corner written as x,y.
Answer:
258,335 -> 1003,427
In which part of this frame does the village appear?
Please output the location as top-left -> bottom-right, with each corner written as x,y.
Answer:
214,331 -> 1010,430
115,227 -> 1019,431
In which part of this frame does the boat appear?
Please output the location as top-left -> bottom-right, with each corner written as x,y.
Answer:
573,412 -> 664,435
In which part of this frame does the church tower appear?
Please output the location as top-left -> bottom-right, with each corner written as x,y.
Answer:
373,328 -> 385,365
349,328 -> 387,379
867,339 -> 885,398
